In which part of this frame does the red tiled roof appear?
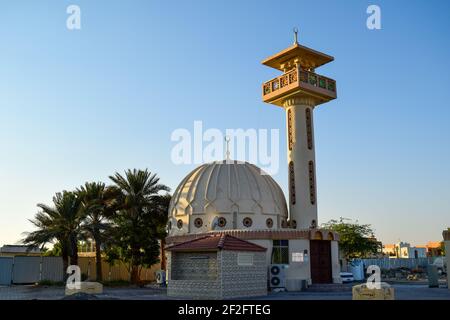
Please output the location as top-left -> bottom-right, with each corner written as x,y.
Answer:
166,233 -> 267,252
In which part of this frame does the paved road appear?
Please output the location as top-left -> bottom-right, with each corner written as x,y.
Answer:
0,284 -> 449,300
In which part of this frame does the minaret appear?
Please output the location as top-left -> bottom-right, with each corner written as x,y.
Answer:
261,30 -> 337,230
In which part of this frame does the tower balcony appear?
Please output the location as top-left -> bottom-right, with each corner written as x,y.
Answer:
262,68 -> 337,106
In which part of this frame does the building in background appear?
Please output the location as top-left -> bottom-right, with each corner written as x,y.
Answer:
416,241 -> 444,257
382,242 -> 427,258
0,245 -> 42,257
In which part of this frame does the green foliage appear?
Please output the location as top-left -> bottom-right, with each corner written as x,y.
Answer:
38,279 -> 65,287
22,191 -> 84,271
104,169 -> 170,283
43,242 -> 63,257
23,168 -> 171,285
100,280 -> 131,287
321,217 -> 379,259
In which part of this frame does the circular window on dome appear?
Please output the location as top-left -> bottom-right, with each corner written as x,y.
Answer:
266,218 -> 273,229
291,220 -> 297,229
177,219 -> 183,229
194,218 -> 203,228
218,217 -> 227,228
243,217 -> 252,228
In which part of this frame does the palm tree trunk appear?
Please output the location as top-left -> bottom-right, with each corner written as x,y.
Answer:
70,235 -> 79,266
130,245 -> 140,284
95,240 -> 103,281
62,253 -> 69,282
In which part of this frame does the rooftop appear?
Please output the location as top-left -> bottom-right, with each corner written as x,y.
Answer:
262,43 -> 334,71
166,233 -> 267,252
0,245 -> 41,254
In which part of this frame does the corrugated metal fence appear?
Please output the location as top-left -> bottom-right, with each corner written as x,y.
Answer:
0,257 -> 13,285
0,256 -> 160,285
362,258 -> 434,270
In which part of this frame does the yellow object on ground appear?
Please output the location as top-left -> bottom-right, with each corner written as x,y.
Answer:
352,282 -> 395,300
65,281 -> 103,296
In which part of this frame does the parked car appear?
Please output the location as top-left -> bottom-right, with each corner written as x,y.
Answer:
340,272 -> 354,283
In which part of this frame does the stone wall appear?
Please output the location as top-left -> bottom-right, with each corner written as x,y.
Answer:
167,251 -> 220,299
171,252 -> 218,281
167,250 -> 267,299
220,250 -> 267,299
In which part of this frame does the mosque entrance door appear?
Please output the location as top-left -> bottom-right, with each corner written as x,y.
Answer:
310,240 -> 332,284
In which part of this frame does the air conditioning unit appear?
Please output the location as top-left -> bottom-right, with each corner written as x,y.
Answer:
155,270 -> 166,285
269,264 -> 286,289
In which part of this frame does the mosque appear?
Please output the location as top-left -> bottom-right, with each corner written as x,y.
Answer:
165,31 -> 341,299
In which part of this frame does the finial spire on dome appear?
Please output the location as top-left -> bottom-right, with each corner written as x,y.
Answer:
293,27 -> 299,45
225,136 -> 231,161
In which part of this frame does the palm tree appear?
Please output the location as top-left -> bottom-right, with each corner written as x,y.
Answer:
76,182 -> 119,281
109,169 -> 169,284
150,194 -> 171,270
23,191 -> 84,278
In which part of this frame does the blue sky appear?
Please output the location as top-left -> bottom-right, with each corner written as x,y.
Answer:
0,0 -> 449,246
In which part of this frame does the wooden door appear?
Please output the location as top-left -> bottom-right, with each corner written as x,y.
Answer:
310,240 -> 332,284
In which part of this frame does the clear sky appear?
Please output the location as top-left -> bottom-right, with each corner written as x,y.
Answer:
1,0 -> 449,246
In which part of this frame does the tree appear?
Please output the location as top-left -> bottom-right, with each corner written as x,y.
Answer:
23,191 -> 84,277
321,217 -> 379,259
151,193 -> 171,270
76,182 -> 119,281
107,169 -> 169,284
43,241 -> 63,257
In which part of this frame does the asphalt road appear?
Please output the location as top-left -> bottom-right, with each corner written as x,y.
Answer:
0,284 -> 449,300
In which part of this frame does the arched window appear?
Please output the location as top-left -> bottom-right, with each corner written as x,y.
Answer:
305,108 -> 313,150
308,161 -> 316,205
289,161 -> 296,205
314,231 -> 323,240
288,109 -> 294,150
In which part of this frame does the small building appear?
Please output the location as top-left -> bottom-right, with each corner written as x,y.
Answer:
166,233 -> 267,299
382,242 -> 426,258
0,245 -> 42,257
417,241 -> 444,257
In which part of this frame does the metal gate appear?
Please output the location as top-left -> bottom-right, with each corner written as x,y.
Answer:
41,257 -> 64,282
0,257 -> 13,285
12,256 -> 41,284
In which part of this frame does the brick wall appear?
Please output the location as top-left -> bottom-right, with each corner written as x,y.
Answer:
220,250 -> 267,299
167,250 -> 267,299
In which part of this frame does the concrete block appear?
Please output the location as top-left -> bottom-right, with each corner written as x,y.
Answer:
285,279 -> 307,291
352,282 -> 395,300
65,282 -> 103,296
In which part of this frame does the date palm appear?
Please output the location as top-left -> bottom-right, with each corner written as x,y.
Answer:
150,193 -> 171,270
109,169 -> 169,284
23,191 -> 84,278
76,182 -> 120,281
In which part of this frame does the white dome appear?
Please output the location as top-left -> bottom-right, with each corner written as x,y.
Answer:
168,160 -> 288,236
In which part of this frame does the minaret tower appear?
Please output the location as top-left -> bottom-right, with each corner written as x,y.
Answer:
261,30 -> 337,230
